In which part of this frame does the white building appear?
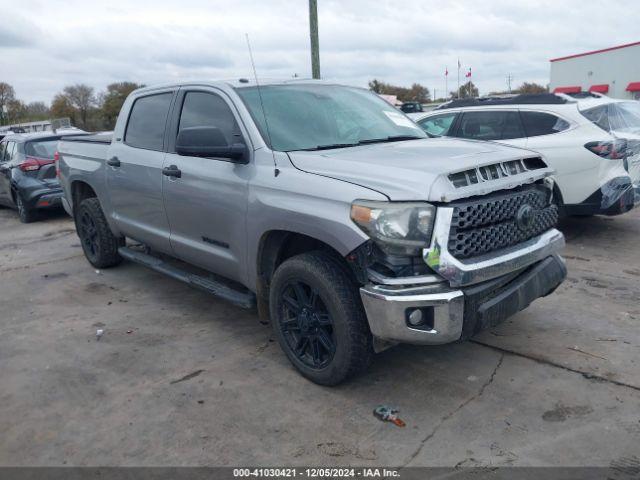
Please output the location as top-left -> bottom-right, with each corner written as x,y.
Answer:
549,41 -> 640,100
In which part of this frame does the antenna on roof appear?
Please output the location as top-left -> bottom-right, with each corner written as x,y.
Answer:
245,33 -> 279,177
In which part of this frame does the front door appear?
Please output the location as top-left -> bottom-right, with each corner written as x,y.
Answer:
106,91 -> 175,253
162,88 -> 251,283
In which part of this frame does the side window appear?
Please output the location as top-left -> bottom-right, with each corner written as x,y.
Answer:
125,93 -> 173,151
3,142 -> 16,162
457,111 -> 525,141
9,142 -> 18,161
521,111 -> 571,137
418,113 -> 457,137
178,91 -> 240,145
0,142 -> 6,162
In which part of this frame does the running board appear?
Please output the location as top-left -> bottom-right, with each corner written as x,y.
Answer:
118,247 -> 256,309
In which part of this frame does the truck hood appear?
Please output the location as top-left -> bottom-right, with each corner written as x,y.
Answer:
287,138 -> 553,202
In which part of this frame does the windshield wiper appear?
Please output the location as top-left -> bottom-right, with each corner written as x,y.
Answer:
299,143 -> 359,151
296,135 -> 424,151
357,135 -> 424,145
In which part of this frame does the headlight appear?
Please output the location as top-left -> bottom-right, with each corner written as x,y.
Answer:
350,200 -> 436,256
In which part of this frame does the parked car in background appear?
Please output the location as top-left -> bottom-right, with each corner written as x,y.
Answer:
400,101 -> 424,113
0,133 -> 70,222
409,93 -> 640,216
57,80 -> 566,385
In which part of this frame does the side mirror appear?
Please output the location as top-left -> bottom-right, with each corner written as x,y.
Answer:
176,126 -> 247,162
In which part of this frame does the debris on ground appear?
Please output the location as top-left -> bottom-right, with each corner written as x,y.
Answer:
373,405 -> 406,427
170,369 -> 204,385
96,329 -> 104,341
568,346 -> 608,360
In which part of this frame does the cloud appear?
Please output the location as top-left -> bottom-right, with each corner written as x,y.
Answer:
0,0 -> 638,102
0,14 -> 40,47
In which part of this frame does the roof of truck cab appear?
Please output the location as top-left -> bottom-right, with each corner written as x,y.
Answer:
129,78 -> 361,95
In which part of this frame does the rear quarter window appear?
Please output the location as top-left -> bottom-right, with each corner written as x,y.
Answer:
580,106 -> 610,132
25,140 -> 58,159
521,111 -> 570,137
125,92 -> 174,151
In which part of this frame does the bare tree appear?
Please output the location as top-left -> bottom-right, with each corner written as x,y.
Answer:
62,84 -> 96,128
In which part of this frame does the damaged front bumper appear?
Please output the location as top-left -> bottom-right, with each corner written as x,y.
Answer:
360,254 -> 567,346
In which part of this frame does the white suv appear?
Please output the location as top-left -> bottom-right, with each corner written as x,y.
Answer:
409,93 -> 640,216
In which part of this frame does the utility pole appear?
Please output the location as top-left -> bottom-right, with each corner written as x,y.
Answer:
506,74 -> 513,93
309,0 -> 321,79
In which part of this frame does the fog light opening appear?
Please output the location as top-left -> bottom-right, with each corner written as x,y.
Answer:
405,307 -> 435,330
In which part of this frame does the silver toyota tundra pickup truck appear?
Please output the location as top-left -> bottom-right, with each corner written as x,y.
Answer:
57,80 -> 566,385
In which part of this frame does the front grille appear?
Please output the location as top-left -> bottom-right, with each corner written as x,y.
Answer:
447,185 -> 558,259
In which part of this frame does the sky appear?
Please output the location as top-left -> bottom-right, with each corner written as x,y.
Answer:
0,0 -> 637,103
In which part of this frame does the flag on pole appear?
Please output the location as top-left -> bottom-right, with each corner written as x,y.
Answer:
458,59 -> 461,69
445,67 -> 449,76
465,68 -> 472,78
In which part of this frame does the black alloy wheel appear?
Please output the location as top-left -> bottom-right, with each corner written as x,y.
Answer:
278,280 -> 336,369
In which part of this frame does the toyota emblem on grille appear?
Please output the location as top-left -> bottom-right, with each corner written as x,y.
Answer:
516,204 -> 535,231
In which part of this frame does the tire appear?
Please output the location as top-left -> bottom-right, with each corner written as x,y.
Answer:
269,251 -> 373,386
75,197 -> 123,268
15,192 -> 38,223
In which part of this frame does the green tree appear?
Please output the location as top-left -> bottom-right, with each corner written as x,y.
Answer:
50,93 -> 77,125
407,83 -> 430,103
6,99 -> 27,123
516,82 -> 548,95
451,81 -> 479,99
100,82 -> 144,129
368,79 -> 430,103
0,82 -> 16,125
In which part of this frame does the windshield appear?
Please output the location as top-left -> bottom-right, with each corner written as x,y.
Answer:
25,140 -> 58,159
235,84 -> 426,151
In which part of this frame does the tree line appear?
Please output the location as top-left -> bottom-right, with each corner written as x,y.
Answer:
369,78 -> 548,102
0,81 -> 144,131
0,78 -> 550,131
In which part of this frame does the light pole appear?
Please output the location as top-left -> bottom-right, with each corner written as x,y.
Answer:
309,0 -> 321,79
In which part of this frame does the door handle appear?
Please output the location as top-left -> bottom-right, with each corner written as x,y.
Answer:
106,156 -> 121,167
162,165 -> 181,178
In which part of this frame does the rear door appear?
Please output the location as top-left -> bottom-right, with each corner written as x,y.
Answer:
106,91 -> 175,253
451,109 -> 528,149
161,87 -> 252,283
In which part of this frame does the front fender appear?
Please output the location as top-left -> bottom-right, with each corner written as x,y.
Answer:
245,160 -> 386,288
